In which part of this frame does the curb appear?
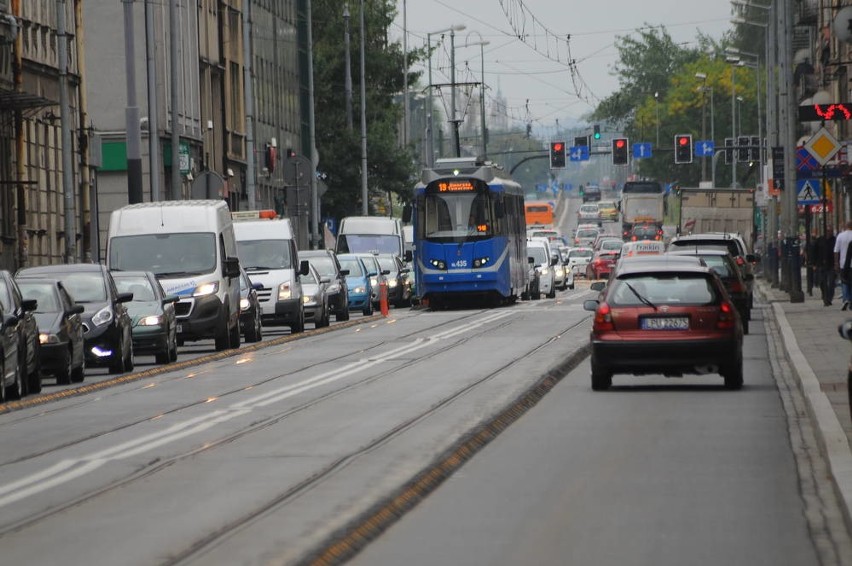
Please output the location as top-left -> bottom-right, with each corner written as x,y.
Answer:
770,296 -> 852,529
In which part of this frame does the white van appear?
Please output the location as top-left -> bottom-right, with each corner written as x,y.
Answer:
335,216 -> 412,262
232,211 -> 310,333
106,200 -> 241,350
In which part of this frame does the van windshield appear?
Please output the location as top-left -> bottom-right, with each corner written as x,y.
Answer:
337,234 -> 401,256
237,240 -> 294,270
109,233 -> 217,277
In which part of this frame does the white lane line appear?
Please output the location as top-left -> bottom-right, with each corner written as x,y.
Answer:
0,311 -> 515,509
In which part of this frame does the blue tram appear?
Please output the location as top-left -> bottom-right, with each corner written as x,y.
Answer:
412,159 -> 529,307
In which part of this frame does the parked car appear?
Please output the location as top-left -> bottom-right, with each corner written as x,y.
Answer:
357,253 -> 390,309
0,270 -> 40,396
238,268 -> 263,343
667,248 -> 751,333
583,262 -> 744,390
112,271 -> 179,363
337,254 -> 374,316
301,262 -> 331,328
300,249 -> 350,321
586,250 -> 620,280
375,253 -> 412,308
0,296 -> 22,402
16,278 -> 85,385
17,263 -> 134,374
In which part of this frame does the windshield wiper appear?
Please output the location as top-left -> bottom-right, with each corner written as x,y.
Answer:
624,281 -> 657,311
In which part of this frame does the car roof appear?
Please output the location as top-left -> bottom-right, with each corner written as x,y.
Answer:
618,255 -> 705,268
615,262 -> 714,277
667,248 -> 731,257
18,263 -> 105,275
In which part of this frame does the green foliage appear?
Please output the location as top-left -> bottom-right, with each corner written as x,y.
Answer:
312,0 -> 423,220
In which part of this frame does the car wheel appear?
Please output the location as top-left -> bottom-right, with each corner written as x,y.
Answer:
155,345 -> 171,364
70,360 -> 85,383
108,342 -> 126,374
16,354 -> 28,398
591,362 -> 612,391
319,303 -> 330,328
57,348 -> 73,385
28,355 -> 42,395
742,317 -> 749,335
245,314 -> 261,343
169,331 -> 179,362
337,302 -> 350,321
722,358 -> 744,390
547,285 -> 556,299
6,368 -> 21,401
568,281 -> 575,290
228,316 -> 241,349
125,340 -> 135,372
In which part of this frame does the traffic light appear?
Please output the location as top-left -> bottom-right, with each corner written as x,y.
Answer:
612,138 -> 629,165
593,125 -> 601,140
674,134 -> 693,164
574,135 -> 589,148
749,136 -> 760,162
737,135 -> 750,162
724,137 -> 734,165
549,141 -> 566,168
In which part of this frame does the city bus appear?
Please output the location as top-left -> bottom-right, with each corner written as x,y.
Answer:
525,201 -> 555,227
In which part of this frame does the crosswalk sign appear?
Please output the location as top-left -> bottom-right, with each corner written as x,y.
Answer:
796,178 -> 821,204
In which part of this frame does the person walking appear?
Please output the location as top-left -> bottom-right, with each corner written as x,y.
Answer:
834,220 -> 852,310
817,227 -> 836,306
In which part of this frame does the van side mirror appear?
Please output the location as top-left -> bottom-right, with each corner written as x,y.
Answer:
223,256 -> 241,278
116,292 -> 133,304
299,260 -> 310,277
69,304 -> 85,315
402,205 -> 412,223
21,298 -> 37,312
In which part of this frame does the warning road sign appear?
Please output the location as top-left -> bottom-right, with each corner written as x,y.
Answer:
796,178 -> 822,204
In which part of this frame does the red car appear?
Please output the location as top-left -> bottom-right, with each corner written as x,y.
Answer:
586,250 -> 620,280
583,262 -> 744,391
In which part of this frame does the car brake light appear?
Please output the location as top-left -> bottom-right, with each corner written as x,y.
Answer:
593,303 -> 614,331
735,256 -> 745,266
717,301 -> 736,329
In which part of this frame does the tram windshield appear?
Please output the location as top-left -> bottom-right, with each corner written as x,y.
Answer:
420,191 -> 495,242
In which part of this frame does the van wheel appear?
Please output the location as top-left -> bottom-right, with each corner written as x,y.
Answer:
291,309 -> 305,333
228,316 -> 241,349
214,310 -> 230,351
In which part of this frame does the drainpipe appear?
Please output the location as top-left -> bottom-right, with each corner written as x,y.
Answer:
11,0 -> 25,267
74,0 -> 92,261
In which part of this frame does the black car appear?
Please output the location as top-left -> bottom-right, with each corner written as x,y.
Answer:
16,278 -> 85,385
17,264 -> 134,374
375,253 -> 412,307
112,271 -> 179,364
238,268 -> 263,343
0,270 -> 40,396
300,250 -> 350,321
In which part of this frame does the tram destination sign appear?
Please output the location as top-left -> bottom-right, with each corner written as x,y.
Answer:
798,103 -> 852,122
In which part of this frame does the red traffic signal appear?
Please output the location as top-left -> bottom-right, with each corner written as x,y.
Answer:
550,141 -> 566,168
612,137 -> 629,165
674,134 -> 693,164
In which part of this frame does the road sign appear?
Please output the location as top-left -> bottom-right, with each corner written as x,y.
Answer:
796,147 -> 819,172
804,127 -> 841,165
695,140 -> 715,157
633,142 -> 652,159
796,178 -> 822,204
569,145 -> 590,161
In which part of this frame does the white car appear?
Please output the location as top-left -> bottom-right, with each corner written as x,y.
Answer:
566,247 -> 594,277
527,239 -> 556,299
577,203 -> 601,223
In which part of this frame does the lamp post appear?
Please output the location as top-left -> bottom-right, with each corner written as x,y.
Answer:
464,32 -> 489,160
726,56 -> 741,187
426,24 -> 465,166
654,91 -> 660,147
695,73 -> 709,182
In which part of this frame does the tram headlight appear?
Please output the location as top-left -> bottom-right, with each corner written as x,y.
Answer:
473,257 -> 490,268
429,259 -> 446,270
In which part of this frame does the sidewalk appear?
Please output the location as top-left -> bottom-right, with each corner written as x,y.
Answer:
761,277 -> 852,527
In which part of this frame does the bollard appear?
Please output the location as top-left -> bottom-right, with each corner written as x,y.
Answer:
379,280 -> 389,317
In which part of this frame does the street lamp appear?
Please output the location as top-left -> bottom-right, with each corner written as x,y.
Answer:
426,24 -> 466,166
464,32 -> 489,160
654,91 -> 660,147
726,55 -> 741,187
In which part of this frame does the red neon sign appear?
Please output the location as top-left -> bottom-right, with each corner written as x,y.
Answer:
798,103 -> 852,121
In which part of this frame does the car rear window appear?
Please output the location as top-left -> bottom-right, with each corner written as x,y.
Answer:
609,274 -> 718,306
670,239 -> 739,257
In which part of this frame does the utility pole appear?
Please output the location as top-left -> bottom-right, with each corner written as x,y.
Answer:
243,0 -> 256,208
402,0 -> 408,147
145,0 -> 161,201
344,4 -> 353,131
58,0 -> 76,262
450,27 -> 460,157
123,0 -> 143,205
782,0 -> 803,302
306,0 -> 319,248
359,0 -> 368,214
169,0 -> 181,200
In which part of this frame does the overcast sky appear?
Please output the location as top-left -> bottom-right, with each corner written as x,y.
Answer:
392,0 -> 733,137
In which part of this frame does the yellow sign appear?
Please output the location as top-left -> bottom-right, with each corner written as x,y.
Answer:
804,127 -> 841,165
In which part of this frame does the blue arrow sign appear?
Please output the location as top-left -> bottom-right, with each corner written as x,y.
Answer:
633,143 -> 652,159
796,178 -> 822,204
569,145 -> 590,161
695,140 -> 715,157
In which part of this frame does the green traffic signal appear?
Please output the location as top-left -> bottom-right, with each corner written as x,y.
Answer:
593,125 -> 601,140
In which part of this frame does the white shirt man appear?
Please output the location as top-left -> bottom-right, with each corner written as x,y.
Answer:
833,220 -> 852,309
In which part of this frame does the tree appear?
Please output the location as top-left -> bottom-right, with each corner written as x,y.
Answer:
311,0 -> 424,221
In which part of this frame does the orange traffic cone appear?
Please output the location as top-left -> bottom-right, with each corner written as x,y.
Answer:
379,280 -> 389,317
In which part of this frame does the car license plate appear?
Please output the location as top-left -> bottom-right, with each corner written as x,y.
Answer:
176,324 -> 183,333
641,317 -> 688,330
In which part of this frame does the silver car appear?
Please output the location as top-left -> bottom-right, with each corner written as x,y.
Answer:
301,263 -> 330,328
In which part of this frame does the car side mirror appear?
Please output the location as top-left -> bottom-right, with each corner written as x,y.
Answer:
21,298 -> 37,312
162,294 -> 179,305
69,304 -> 85,315
551,257 -> 558,266
382,269 -> 391,276
224,256 -> 241,278
583,299 -> 599,311
340,269 -> 350,277
116,291 -> 133,304
528,257 -> 535,264
320,276 -> 331,284
299,260 -> 310,277
590,281 -> 606,292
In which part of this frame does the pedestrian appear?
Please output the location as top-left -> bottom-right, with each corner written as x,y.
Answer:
834,220 -> 852,310
816,227 -> 836,306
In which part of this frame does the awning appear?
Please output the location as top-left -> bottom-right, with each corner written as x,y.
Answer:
0,90 -> 56,112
